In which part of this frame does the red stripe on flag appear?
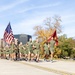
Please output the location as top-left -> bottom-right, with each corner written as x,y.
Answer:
3,23 -> 14,44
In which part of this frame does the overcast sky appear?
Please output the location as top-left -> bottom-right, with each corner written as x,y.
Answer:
0,0 -> 75,40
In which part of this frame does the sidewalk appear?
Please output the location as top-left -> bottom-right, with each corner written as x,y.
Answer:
20,59 -> 75,75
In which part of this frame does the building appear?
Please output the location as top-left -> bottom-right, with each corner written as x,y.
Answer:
14,34 -> 32,44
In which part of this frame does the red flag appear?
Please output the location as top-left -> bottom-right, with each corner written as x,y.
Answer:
3,22 -> 14,44
47,30 -> 58,46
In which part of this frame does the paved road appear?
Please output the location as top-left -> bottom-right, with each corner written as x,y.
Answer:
20,59 -> 75,75
0,59 -> 59,75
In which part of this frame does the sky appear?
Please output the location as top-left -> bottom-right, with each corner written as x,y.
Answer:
0,0 -> 75,40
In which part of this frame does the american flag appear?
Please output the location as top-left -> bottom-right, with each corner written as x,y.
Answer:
3,22 -> 14,44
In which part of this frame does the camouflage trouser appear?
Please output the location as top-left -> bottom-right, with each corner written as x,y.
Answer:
23,50 -> 28,54
28,49 -> 33,54
33,49 -> 39,54
44,50 -> 49,55
8,50 -> 15,59
50,48 -> 54,53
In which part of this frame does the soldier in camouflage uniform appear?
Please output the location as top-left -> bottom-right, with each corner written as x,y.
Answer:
0,47 -> 1,58
5,45 -> 10,59
0,47 -> 1,57
49,37 -> 55,62
21,44 -> 26,60
3,46 -> 6,59
10,41 -> 16,60
27,38 -> 33,61
1,47 -> 4,58
43,42 -> 49,61
23,43 -> 28,61
14,39 -> 20,61
33,38 -> 40,62
19,42 -> 24,60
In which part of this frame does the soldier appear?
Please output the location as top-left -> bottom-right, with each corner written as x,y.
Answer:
33,38 -> 40,62
24,43 -> 28,61
49,37 -> 55,62
0,47 -> 1,57
3,46 -> 6,59
5,45 -> 10,60
0,47 -> 4,58
43,42 -> 49,61
19,42 -> 23,60
10,41 -> 16,60
14,39 -> 20,61
27,38 -> 33,61
22,44 -> 26,60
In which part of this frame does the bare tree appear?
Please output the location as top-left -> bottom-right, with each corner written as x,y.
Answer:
33,15 -> 62,42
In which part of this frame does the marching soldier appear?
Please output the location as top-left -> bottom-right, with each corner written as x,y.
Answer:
33,38 -> 40,62
0,47 -> 4,58
43,42 -> 49,61
10,41 -> 16,60
0,47 -> 1,57
14,39 -> 20,61
21,44 -> 26,60
49,37 -> 55,62
23,43 -> 28,61
1,46 -> 6,59
19,42 -> 23,60
5,45 -> 10,60
27,38 -> 33,61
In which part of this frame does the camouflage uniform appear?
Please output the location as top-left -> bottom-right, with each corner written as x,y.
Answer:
49,39 -> 55,53
0,47 -> 4,58
15,44 -> 20,60
19,44 -> 24,55
33,39 -> 40,62
10,42 -> 16,60
23,44 -> 28,55
33,42 -> 40,55
44,43 -> 49,55
3,47 -> 6,58
49,38 -> 55,62
10,42 -> 16,54
27,41 -> 33,53
0,47 -> 2,57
